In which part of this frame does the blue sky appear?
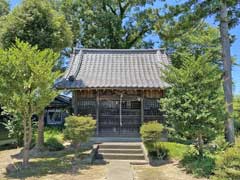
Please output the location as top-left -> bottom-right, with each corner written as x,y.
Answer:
9,0 -> 240,94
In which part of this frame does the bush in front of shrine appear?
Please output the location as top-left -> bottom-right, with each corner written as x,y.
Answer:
140,121 -> 164,143
63,116 -> 96,148
140,121 -> 166,159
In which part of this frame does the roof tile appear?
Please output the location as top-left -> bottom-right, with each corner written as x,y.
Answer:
56,49 -> 170,89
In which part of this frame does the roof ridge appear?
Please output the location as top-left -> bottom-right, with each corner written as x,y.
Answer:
74,48 -> 166,53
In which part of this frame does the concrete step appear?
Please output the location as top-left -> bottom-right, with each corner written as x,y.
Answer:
97,153 -> 145,160
98,148 -> 143,154
98,144 -> 141,149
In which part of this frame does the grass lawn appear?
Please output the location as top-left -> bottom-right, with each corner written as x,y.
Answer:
145,141 -> 189,160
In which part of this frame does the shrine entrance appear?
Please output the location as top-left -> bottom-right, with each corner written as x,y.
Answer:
98,95 -> 141,136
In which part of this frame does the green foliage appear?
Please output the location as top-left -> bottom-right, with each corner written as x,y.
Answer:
160,55 -> 225,155
45,137 -> 64,151
0,40 -> 61,116
140,121 -> 164,143
0,0 -> 72,51
156,1 -> 239,39
0,40 -> 61,165
208,135 -> 229,153
0,0 -> 9,16
2,115 -> 24,146
64,116 -> 96,146
211,138 -> 240,180
44,127 -> 64,143
44,127 -> 64,151
52,0 -> 156,48
157,0 -> 237,145
145,142 -> 189,160
181,146 -> 216,177
159,142 -> 189,160
160,24 -> 221,68
233,95 -> 240,134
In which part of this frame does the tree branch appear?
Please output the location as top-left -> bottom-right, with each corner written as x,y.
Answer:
126,27 -> 149,48
106,4 -> 117,16
118,0 -> 130,19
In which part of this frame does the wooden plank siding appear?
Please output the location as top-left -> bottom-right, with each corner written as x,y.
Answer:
72,89 -> 164,136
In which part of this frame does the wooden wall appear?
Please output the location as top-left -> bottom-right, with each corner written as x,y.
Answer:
72,89 -> 164,136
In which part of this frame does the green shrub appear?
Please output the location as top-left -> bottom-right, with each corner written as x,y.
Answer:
181,146 -> 216,177
44,137 -> 64,151
235,119 -> 240,135
140,121 -> 164,143
44,127 -> 64,142
211,138 -> 240,180
208,135 -> 229,153
64,116 -> 96,147
145,142 -> 169,160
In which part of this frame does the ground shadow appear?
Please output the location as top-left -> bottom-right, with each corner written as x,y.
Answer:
149,158 -> 174,167
5,147 -> 106,179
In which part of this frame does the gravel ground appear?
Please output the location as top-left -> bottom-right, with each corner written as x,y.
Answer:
133,161 -> 208,180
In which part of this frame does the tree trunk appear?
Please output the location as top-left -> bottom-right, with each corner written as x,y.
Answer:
23,141 -> 30,167
23,117 -> 28,167
197,134 -> 203,157
219,1 -> 235,144
36,112 -> 45,151
23,116 -> 32,167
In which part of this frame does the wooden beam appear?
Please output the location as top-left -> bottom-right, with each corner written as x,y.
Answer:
72,90 -> 78,115
96,90 -> 100,136
120,93 -> 123,128
141,91 -> 144,123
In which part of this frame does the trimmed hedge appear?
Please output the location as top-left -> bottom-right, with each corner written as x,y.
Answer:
64,116 -> 96,147
140,121 -> 164,143
45,137 -> 64,151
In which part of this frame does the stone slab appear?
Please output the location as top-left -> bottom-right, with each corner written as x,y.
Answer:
107,161 -> 134,180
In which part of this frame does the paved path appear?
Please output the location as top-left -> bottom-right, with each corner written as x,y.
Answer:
107,161 -> 134,180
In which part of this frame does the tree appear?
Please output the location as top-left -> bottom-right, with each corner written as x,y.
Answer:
52,0 -> 156,48
0,40 -> 61,167
160,23 -> 221,68
0,0 -> 9,16
0,0 -> 73,151
157,0 -> 239,143
0,0 -> 9,47
0,0 -> 72,52
160,54 -> 225,156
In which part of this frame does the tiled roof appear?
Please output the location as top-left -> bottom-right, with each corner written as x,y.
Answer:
55,49 -> 170,89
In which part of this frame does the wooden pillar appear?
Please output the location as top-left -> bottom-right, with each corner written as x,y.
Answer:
120,93 -> 123,127
96,90 -> 100,136
72,90 -> 78,115
141,91 -> 144,123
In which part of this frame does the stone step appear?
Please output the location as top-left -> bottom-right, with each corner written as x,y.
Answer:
98,144 -> 141,149
96,153 -> 145,160
98,148 -> 143,154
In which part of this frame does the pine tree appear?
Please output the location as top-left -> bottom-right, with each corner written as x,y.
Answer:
161,54 -> 225,156
157,0 -> 239,143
